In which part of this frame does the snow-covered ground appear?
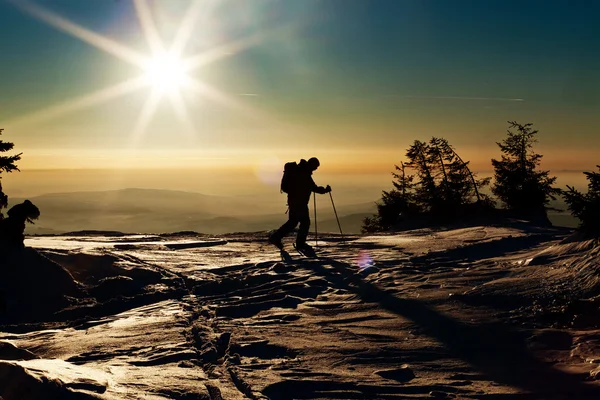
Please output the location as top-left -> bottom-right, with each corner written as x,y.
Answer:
2,225 -> 600,399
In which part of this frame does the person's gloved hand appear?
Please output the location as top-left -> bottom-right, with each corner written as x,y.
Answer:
325,185 -> 332,193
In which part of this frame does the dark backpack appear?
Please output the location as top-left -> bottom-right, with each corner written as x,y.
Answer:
280,162 -> 298,193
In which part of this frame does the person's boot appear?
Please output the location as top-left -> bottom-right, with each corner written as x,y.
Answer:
295,241 -> 316,257
268,234 -> 283,250
296,242 -> 313,251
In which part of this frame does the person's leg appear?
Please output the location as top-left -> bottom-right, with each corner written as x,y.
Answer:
295,204 -> 311,246
270,212 -> 299,244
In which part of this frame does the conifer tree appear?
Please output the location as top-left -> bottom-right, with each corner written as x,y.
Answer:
406,140 -> 438,213
0,129 -> 21,216
362,162 -> 417,232
432,137 -> 492,207
363,137 -> 489,232
427,137 -> 473,212
392,161 -> 414,196
425,137 -> 452,212
491,121 -> 559,220
408,137 -> 490,215
562,166 -> 600,236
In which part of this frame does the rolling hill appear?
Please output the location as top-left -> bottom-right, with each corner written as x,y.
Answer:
9,188 -> 377,235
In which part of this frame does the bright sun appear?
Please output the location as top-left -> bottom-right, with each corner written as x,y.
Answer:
7,0 -> 267,139
144,53 -> 188,93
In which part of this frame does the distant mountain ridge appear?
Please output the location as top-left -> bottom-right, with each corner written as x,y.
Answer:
9,188 -> 377,235
11,187 -> 574,235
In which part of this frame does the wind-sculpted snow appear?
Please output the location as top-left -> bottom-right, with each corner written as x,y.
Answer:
1,227 -> 600,399
1,301 -> 217,399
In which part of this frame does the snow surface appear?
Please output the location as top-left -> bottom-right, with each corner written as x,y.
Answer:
2,226 -> 600,399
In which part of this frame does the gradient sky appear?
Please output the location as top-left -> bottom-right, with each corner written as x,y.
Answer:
0,0 -> 598,174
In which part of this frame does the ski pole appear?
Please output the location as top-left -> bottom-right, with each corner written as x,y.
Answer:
329,191 -> 344,244
313,192 -> 318,249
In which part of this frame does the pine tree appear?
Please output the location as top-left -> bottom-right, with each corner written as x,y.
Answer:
491,121 -> 559,221
427,137 -> 475,213
562,166 -> 600,236
409,137 -> 491,216
426,137 -> 453,212
362,162 -> 417,232
363,137 -> 490,232
434,137 -> 493,208
0,129 -> 22,216
406,140 -> 438,213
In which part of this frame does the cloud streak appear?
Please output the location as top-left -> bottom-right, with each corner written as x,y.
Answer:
392,95 -> 525,102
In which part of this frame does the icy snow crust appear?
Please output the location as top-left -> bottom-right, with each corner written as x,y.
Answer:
2,226 -> 600,399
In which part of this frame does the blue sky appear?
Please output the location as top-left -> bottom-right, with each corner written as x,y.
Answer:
0,0 -> 598,171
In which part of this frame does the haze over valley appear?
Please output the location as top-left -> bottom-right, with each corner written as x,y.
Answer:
4,168 -> 584,235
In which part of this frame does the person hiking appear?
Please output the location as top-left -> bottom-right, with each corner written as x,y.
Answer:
268,157 -> 331,253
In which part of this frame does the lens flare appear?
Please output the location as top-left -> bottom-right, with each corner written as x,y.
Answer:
356,250 -> 374,270
255,157 -> 283,186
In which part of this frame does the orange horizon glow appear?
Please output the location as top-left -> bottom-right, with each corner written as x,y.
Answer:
1,0 -> 597,184
9,145 -> 599,173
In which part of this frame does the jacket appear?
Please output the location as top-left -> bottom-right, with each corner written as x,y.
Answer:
287,159 -> 328,206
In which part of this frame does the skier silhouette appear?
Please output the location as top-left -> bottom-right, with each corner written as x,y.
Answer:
268,157 -> 331,252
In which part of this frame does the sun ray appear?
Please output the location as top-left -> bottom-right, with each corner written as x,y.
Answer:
182,32 -> 264,72
185,78 -> 269,122
133,0 -> 164,55
8,0 -> 149,68
6,0 -> 287,145
181,22 -> 303,72
171,0 -> 210,58
5,76 -> 149,128
168,91 -> 196,141
130,88 -> 162,143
